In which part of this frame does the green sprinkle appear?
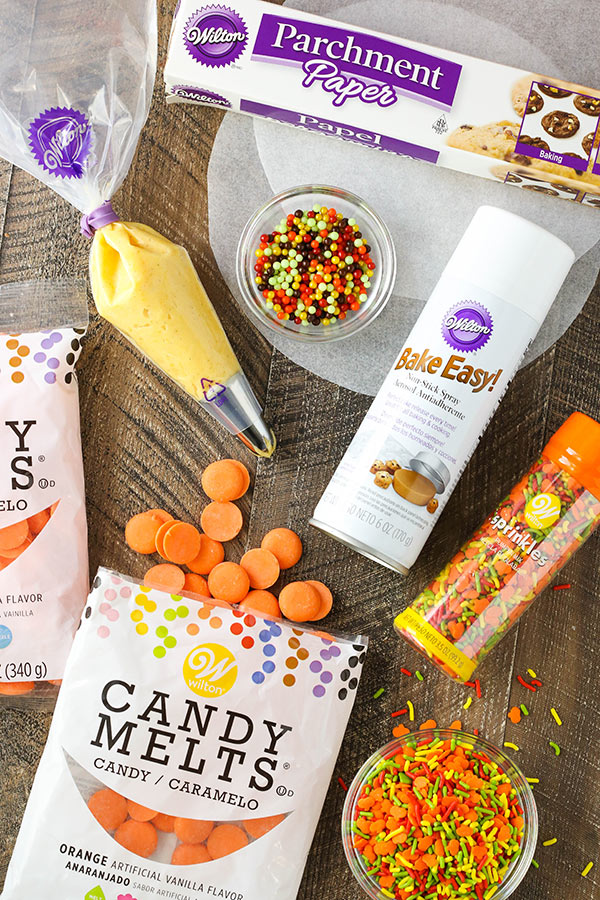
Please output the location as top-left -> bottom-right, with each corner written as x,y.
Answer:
520,703 -> 529,716
549,741 -> 561,756
373,687 -> 385,699
531,859 -> 539,868
415,670 -> 424,681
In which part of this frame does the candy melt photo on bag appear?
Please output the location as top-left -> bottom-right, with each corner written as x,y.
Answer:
0,281 -> 88,697
1,568 -> 367,898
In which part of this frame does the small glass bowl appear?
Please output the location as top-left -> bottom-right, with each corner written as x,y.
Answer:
236,184 -> 396,343
342,729 -> 538,900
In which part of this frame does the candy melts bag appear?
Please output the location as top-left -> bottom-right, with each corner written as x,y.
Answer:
2,567 -> 368,897
0,281 -> 88,696
0,0 -> 275,456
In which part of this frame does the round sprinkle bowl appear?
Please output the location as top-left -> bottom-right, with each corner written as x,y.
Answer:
236,184 -> 396,343
342,729 -> 537,900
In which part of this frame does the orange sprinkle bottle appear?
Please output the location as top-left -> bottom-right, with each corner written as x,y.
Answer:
395,412 -> 600,681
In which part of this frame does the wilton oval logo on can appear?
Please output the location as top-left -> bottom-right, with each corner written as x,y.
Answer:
184,5 -> 248,67
524,493 -> 561,530
183,643 -> 238,696
441,300 -> 493,353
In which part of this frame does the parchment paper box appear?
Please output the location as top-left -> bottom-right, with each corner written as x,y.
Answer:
165,0 -> 600,208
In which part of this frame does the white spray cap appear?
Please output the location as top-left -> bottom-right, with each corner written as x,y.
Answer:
442,206 -> 575,326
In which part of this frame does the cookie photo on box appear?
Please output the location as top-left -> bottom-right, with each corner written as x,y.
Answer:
515,81 -> 600,172
502,169 -> 581,201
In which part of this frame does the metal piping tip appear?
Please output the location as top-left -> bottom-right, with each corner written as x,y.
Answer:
237,420 -> 277,458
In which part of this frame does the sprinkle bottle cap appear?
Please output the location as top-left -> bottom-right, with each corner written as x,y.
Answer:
544,411 -> 600,499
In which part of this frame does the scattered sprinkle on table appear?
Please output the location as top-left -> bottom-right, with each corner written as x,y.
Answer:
391,708 -> 408,718
542,838 -> 557,846
520,703 -> 529,716
550,707 -> 562,726
407,700 -> 414,721
531,859 -> 539,869
517,675 -> 537,691
400,667 -> 413,677
504,742 -> 519,752
549,741 -> 561,756
253,205 -> 376,328
552,583 -> 571,591
463,696 -> 473,710
415,670 -> 424,681
526,778 -> 539,784
338,777 -> 348,792
527,668 -> 537,678
373,687 -> 385,699
582,862 -> 594,877
475,679 -> 482,698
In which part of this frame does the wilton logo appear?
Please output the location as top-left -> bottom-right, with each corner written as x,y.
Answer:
28,107 -> 91,179
524,493 -> 561,530
441,300 -> 493,353
184,4 -> 248,67
183,643 -> 238,697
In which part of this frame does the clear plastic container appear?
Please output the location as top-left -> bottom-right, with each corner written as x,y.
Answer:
236,184 -> 396,343
342,729 -> 538,900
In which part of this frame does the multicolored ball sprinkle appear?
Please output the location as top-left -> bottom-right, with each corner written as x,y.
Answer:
253,204 -> 375,328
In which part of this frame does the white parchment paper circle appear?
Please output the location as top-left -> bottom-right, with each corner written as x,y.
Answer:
209,0 -> 600,396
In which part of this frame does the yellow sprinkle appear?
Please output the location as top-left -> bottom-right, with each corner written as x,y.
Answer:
582,862 -> 594,877
550,707 -> 562,726
463,696 -> 473,710
382,890 -> 395,898
398,856 -> 415,870
485,886 -> 499,899
527,668 -> 537,678
504,742 -> 519,751
526,777 -> 539,784
542,838 -> 557,846
407,700 -> 414,721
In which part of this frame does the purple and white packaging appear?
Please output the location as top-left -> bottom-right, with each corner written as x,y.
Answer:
165,0 -> 600,205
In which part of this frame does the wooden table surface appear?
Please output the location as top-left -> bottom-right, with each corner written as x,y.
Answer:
0,2 -> 599,898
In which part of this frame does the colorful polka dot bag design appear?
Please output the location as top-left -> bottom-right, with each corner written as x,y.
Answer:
0,281 -> 89,695
2,567 -> 367,900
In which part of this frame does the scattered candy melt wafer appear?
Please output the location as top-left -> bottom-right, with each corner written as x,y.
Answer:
187,535 -> 225,575
278,581 -> 320,622
261,527 -> 302,569
163,521 -> 202,565
238,590 -> 281,618
201,501 -> 243,542
208,562 -> 250,605
125,511 -> 171,555
201,459 -> 249,502
305,580 -> 333,621
183,572 -> 211,597
240,547 -> 280,589
127,800 -> 157,822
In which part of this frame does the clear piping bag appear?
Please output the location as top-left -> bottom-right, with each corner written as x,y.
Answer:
0,0 -> 275,457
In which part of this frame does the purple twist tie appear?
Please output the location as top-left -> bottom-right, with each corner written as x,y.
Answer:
80,200 -> 119,239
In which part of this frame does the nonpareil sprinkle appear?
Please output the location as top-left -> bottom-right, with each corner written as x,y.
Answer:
253,205 -> 376,328
350,735 -> 526,899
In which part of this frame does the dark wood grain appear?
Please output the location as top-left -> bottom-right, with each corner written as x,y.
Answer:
0,0 -> 599,896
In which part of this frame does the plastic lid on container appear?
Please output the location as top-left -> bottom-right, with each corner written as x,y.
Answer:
442,206 -> 575,326
544,411 -> 600,500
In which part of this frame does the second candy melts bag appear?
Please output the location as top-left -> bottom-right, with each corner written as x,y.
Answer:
2,568 -> 367,898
